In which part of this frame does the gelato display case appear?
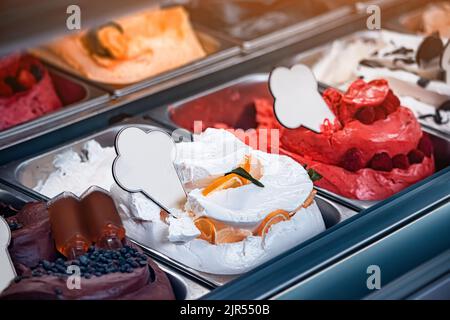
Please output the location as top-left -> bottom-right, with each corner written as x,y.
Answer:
0,0 -> 449,301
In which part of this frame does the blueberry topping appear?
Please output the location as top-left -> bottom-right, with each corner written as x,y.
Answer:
29,246 -> 146,279
138,260 -> 147,267
42,260 -> 52,270
7,220 -> 23,231
79,256 -> 89,266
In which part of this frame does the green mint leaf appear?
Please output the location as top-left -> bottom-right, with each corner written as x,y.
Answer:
307,168 -> 322,182
225,167 -> 264,188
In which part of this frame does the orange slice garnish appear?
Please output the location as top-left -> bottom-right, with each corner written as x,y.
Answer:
202,155 -> 264,197
302,190 -> 317,208
255,210 -> 291,236
201,174 -> 243,196
160,210 -> 169,223
215,228 -> 253,244
194,217 -> 216,244
241,155 -> 251,173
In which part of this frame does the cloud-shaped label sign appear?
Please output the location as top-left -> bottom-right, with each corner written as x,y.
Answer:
0,217 -> 16,293
269,64 -> 336,133
113,127 -> 186,213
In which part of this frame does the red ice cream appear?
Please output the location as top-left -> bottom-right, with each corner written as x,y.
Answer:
252,79 -> 435,200
0,54 -> 62,131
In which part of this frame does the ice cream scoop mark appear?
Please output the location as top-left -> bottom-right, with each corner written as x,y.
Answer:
383,47 -> 414,57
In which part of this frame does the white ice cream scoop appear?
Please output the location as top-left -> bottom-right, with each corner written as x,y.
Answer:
0,217 -> 16,293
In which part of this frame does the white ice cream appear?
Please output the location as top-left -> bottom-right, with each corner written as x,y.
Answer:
176,129 -> 313,226
167,215 -> 200,243
34,140 -> 117,198
313,37 -> 384,88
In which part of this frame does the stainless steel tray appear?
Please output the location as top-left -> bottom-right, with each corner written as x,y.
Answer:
0,65 -> 110,151
32,28 -> 240,97
144,72 -> 450,211
0,181 -> 210,300
154,261 -> 210,300
178,0 -> 355,53
0,121 -> 355,287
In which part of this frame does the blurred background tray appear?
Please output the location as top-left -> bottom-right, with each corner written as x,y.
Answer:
169,0 -> 358,52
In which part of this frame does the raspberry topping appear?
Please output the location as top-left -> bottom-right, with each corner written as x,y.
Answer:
408,149 -> 425,164
370,152 -> 393,172
392,154 -> 410,169
341,148 -> 365,172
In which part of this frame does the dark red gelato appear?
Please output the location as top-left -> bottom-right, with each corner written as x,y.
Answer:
256,79 -> 435,200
